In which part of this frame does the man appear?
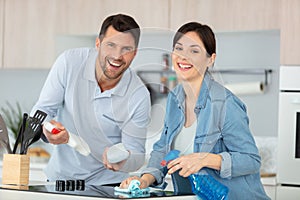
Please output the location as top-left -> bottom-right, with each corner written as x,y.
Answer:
31,14 -> 151,185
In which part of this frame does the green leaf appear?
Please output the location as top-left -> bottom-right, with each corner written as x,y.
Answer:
0,101 -> 25,139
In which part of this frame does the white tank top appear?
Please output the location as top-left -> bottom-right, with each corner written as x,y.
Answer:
172,122 -> 197,155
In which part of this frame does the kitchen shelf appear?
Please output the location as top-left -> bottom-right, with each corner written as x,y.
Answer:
209,68 -> 273,85
136,70 -> 176,101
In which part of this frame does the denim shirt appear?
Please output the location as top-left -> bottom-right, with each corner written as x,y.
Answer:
142,72 -> 270,200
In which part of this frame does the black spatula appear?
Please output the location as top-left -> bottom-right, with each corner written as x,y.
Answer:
20,110 -> 47,154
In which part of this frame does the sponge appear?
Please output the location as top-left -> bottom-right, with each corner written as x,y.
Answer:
107,143 -> 129,163
114,179 -> 150,197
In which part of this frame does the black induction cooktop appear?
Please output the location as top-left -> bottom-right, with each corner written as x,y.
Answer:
0,184 -> 193,199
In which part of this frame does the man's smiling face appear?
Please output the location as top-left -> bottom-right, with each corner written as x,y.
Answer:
97,25 -> 137,81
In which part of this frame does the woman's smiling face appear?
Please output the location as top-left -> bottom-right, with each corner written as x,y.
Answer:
172,31 -> 215,82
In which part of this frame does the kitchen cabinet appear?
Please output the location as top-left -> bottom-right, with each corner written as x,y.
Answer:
261,177 -> 277,200
169,0 -> 280,32
2,0 -> 169,69
55,0 -> 169,35
3,0 -> 56,69
2,0 -> 299,68
277,186 -> 300,200
0,0 -> 4,68
280,0 -> 300,65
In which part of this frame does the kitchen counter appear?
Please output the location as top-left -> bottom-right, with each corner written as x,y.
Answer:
0,180 -> 197,200
0,189 -> 196,200
0,161 -> 277,199
0,159 -> 276,199
0,178 -> 277,200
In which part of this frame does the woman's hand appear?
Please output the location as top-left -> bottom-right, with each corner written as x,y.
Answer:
42,120 -> 69,144
119,174 -> 155,189
167,152 -> 222,177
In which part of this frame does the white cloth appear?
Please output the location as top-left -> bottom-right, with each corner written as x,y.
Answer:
31,48 -> 151,184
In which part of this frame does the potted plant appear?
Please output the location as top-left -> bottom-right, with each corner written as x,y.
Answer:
1,101 -> 24,140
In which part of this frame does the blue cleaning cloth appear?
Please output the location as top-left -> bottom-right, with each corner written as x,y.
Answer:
114,179 -> 150,197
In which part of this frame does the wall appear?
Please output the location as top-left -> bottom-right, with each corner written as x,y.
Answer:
215,30 -> 280,137
0,69 -> 49,112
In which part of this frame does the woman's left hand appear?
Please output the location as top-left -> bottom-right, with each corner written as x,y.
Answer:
167,152 -> 210,177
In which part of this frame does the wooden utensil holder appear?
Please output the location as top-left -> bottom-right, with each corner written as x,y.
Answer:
2,154 -> 30,185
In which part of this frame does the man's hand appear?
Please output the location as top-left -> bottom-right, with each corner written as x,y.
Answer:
102,147 -> 127,171
43,120 -> 69,144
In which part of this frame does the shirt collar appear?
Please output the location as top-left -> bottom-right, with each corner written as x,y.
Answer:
111,69 -> 131,97
83,48 -> 98,82
195,71 -> 212,109
172,71 -> 212,109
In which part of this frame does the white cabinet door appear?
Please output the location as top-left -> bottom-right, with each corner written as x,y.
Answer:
277,186 -> 300,200
277,93 -> 300,184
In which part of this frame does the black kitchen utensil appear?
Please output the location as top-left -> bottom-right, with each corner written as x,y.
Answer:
27,124 -> 44,147
32,110 -> 47,124
0,114 -> 12,154
13,110 -> 47,154
20,110 -> 47,154
20,117 -> 41,154
13,113 -> 28,154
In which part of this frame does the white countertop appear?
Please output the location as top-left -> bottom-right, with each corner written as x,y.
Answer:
0,180 -> 197,200
0,189 -> 196,200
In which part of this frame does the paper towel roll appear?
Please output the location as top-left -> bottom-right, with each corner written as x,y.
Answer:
225,81 -> 264,96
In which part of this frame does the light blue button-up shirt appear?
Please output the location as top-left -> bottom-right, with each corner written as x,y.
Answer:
143,72 -> 270,199
31,48 -> 151,185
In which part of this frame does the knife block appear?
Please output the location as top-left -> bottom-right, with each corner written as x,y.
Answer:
2,154 -> 30,185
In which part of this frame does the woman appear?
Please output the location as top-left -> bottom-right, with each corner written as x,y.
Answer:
120,22 -> 270,199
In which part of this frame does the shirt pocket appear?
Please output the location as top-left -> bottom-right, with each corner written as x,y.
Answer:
101,114 -> 124,139
102,114 -> 124,123
194,132 -> 222,153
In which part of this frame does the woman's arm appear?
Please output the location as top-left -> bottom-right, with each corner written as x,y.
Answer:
219,94 -> 261,178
